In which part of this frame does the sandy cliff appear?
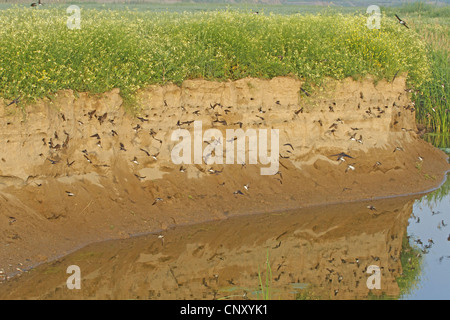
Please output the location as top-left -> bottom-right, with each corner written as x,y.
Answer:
0,76 -> 448,279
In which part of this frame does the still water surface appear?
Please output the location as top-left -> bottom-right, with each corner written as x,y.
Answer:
400,174 -> 450,300
0,173 -> 448,300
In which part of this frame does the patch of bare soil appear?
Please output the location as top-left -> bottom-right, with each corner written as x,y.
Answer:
0,76 -> 448,283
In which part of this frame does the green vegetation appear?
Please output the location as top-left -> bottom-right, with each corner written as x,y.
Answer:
424,133 -> 450,151
422,172 -> 450,208
396,234 -> 424,298
384,2 -> 450,18
0,2 -> 447,141
383,3 -> 449,144
257,250 -> 273,300
0,7 -> 431,105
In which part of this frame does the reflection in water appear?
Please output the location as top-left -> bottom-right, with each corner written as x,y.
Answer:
423,133 -> 450,151
0,175 -> 448,300
399,173 -> 450,300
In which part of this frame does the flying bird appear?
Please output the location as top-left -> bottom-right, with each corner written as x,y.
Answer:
97,112 -> 107,125
300,87 -> 310,97
345,164 -> 356,173
47,158 -> 59,165
395,14 -> 409,29
6,97 -> 20,106
31,0 -> 42,7
330,152 -> 354,161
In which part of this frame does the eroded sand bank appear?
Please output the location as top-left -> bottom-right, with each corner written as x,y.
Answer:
0,76 -> 448,280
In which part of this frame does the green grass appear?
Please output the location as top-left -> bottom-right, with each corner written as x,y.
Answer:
396,234 -> 424,299
383,3 -> 449,142
257,250 -> 273,300
384,2 -> 450,18
0,6 -> 433,111
422,172 -> 450,207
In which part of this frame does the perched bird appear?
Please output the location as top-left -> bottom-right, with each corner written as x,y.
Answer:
395,14 -> 409,29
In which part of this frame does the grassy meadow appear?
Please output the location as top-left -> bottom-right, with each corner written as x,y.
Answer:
0,2 -> 448,140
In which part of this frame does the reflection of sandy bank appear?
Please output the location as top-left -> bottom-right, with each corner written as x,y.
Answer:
0,195 -> 418,299
0,76 -> 448,281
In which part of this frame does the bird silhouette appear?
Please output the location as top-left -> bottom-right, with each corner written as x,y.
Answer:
6,97 -> 20,106
31,0 -> 42,7
395,14 -> 409,29
330,152 -> 354,161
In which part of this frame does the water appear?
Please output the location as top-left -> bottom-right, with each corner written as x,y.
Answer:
400,175 -> 450,300
0,173 -> 448,300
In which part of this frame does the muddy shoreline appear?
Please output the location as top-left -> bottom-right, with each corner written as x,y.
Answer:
0,76 -> 449,282
0,183 -> 448,300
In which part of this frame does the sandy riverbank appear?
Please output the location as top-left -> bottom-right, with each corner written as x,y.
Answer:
0,76 -> 448,280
